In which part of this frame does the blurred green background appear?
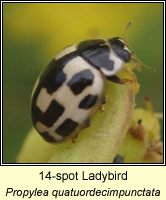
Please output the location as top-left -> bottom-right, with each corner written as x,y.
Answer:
3,3 -> 163,163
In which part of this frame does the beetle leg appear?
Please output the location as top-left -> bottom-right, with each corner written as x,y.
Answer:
71,119 -> 91,143
85,119 -> 91,127
71,133 -> 79,143
107,75 -> 133,84
99,104 -> 104,112
82,119 -> 91,129
107,75 -> 125,84
102,96 -> 106,104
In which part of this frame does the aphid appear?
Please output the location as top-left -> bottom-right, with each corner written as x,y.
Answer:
31,37 -> 132,143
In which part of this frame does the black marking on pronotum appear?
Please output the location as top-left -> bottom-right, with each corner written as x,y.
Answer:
32,99 -> 65,127
79,94 -> 98,109
67,69 -> 94,95
39,132 -> 56,143
56,118 -> 79,137
108,37 -> 131,62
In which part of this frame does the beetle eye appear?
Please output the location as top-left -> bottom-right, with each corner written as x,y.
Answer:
108,37 -> 132,62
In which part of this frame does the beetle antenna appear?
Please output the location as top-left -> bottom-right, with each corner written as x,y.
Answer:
131,54 -> 155,72
124,22 -> 132,44
123,22 -> 155,72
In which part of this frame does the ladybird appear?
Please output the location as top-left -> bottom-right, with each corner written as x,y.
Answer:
31,37 -> 132,143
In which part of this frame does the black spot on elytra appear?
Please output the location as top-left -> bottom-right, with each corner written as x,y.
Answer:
55,119 -> 79,137
39,132 -> 56,143
67,69 -> 94,95
79,95 -> 98,109
31,52 -> 79,129
32,99 -> 64,127
39,59 -> 67,94
37,51 -> 79,95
